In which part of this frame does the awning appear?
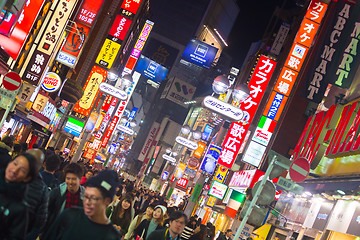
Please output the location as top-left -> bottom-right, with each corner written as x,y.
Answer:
299,176 -> 360,193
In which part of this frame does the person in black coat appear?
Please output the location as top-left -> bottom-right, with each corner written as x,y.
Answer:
147,211 -> 188,240
216,229 -> 232,240
0,136 -> 14,169
0,153 -> 39,240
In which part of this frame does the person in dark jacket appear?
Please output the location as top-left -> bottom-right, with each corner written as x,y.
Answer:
147,211 -> 187,240
216,229 -> 232,240
134,205 -> 166,240
41,163 -> 84,235
189,225 -> 207,240
0,153 -> 39,240
41,170 -> 121,240
0,136 -> 14,169
40,154 -> 60,190
24,149 -> 49,240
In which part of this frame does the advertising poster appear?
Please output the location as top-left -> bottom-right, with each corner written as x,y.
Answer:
182,39 -> 218,69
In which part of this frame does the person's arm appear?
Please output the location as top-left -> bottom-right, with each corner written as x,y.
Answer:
124,215 -> 139,240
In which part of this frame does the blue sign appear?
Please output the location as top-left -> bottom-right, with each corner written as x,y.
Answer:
56,51 -> 76,67
135,55 -> 169,84
201,124 -> 213,141
200,144 -> 222,174
63,117 -> 84,137
161,171 -> 169,180
182,39 -> 218,69
108,142 -> 117,154
267,92 -> 285,120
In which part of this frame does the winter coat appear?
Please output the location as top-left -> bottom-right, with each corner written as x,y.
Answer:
0,142 -> 13,169
24,175 -> 49,240
147,228 -> 182,240
41,207 -> 121,240
134,219 -> 164,240
0,168 -> 29,240
42,182 -> 84,234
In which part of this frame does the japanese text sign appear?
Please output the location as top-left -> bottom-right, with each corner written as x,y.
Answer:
294,17 -> 320,48
304,0 -> 327,24
264,92 -> 288,121
131,20 -> 153,58
121,0 -> 142,14
73,65 -> 107,116
193,141 -> 206,159
77,0 -> 103,26
218,122 -> 246,169
61,22 -> 91,58
88,139 -> 102,151
274,67 -> 298,96
38,0 -> 76,56
284,43 -> 308,72
18,82 -> 36,103
214,166 -> 228,183
23,50 -> 51,85
96,39 -> 121,69
108,15 -> 132,42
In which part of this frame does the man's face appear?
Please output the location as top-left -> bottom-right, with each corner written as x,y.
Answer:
169,217 -> 186,236
226,231 -> 233,238
65,173 -> 80,194
83,187 -> 109,219
85,171 -> 93,179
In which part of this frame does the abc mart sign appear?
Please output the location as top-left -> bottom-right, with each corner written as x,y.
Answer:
203,96 -> 244,121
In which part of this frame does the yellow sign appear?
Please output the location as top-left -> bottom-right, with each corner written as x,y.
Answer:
213,166 -> 228,183
207,196 -> 217,207
96,39 -> 121,69
32,94 -> 49,112
175,163 -> 187,178
193,141 -> 206,159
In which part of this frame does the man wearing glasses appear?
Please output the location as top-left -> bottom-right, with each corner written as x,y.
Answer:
41,170 -> 121,240
147,211 -> 188,240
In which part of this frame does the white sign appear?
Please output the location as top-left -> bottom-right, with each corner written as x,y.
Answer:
229,169 -> 257,188
242,140 -> 266,167
208,180 -> 228,200
162,154 -> 176,163
0,88 -> 16,99
138,122 -> 160,162
176,136 -> 198,150
117,124 -> 134,135
162,77 -> 196,107
270,22 -> 290,56
203,96 -> 244,121
99,82 -> 127,100
253,127 -> 273,146
56,51 -> 77,67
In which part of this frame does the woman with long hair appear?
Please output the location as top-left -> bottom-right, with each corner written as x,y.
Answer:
106,194 -> 134,236
0,153 -> 39,239
189,224 -> 207,240
133,205 -> 166,240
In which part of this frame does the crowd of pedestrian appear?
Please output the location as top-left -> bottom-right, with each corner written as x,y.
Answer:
0,133 -> 243,240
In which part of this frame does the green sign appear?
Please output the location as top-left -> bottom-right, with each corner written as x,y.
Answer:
191,183 -> 202,203
276,176 -> 304,194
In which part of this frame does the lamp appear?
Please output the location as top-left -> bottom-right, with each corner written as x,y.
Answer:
107,72 -> 118,81
192,130 -> 202,140
212,75 -> 230,94
181,125 -> 191,135
121,74 -> 133,88
233,84 -> 250,102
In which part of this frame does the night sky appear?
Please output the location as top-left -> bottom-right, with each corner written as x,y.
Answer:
224,0 -> 287,68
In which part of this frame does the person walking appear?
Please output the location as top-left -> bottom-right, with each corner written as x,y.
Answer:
107,193 -> 134,236
0,153 -> 39,239
134,205 -> 166,240
189,224 -> 207,240
147,211 -> 187,240
124,204 -> 155,240
41,170 -> 121,240
42,163 -> 84,234
181,216 -> 197,240
216,230 -> 232,240
40,154 -> 61,190
0,136 -> 14,169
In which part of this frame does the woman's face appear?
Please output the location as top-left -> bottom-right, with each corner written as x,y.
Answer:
121,200 -> 131,210
5,156 -> 31,183
153,208 -> 162,219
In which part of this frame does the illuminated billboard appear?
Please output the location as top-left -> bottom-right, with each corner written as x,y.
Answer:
64,117 -> 85,137
182,39 -> 218,69
135,55 -> 168,84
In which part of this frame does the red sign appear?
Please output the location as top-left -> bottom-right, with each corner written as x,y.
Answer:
77,0 -> 104,26
61,22 -> 91,57
121,0 -> 142,14
176,178 -> 189,188
3,72 -> 22,91
274,67 -> 298,96
289,157 -> 310,183
0,11 -> 17,35
219,56 -> 276,169
294,18 -> 319,48
101,116 -> 119,147
304,0 -> 327,24
108,15 -> 132,41
0,0 -> 45,60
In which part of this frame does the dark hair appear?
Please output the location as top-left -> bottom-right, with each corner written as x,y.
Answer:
169,211 -> 188,224
21,143 -> 28,152
111,194 -> 133,227
13,143 -> 22,153
195,224 -> 207,240
226,229 -> 232,233
47,147 -> 55,152
32,143 -> 39,148
64,162 -> 83,179
45,154 -> 61,172
12,153 -> 38,182
2,136 -> 14,148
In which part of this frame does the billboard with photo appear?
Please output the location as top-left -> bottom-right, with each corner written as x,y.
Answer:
181,39 -> 218,69
135,55 -> 168,84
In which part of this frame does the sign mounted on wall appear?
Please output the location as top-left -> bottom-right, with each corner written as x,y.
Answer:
41,72 -> 62,92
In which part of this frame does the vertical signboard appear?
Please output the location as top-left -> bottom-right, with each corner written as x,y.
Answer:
200,144 -> 222,174
243,0 -> 328,167
138,122 -> 160,162
72,65 -> 107,117
219,56 -> 276,168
